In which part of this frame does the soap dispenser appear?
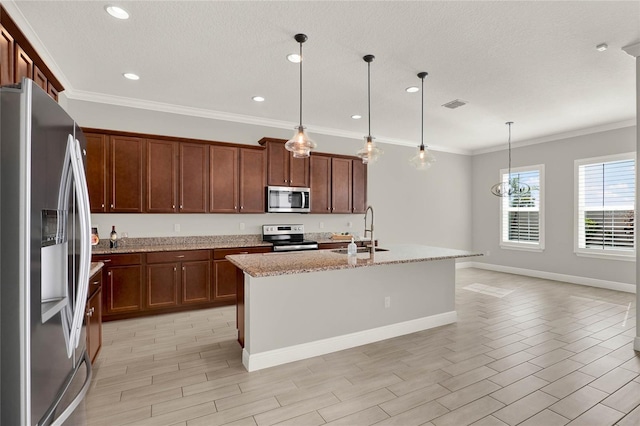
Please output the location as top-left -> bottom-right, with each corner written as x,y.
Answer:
347,237 -> 357,266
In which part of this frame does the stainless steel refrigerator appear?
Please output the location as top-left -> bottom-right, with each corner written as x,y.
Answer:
1,78 -> 92,425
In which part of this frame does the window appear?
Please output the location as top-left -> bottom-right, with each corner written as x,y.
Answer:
499,165 -> 544,251
575,153 -> 635,260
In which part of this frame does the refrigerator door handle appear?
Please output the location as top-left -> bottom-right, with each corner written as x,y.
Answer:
67,135 -> 92,351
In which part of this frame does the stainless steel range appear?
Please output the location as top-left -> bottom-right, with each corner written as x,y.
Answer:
262,224 -> 319,252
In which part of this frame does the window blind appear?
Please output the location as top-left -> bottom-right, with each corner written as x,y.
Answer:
577,158 -> 635,253
501,169 -> 541,246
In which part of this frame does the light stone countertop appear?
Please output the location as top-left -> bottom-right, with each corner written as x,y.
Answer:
89,262 -> 104,277
226,244 -> 483,278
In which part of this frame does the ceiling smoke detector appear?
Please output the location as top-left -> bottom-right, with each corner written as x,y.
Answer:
442,99 -> 467,109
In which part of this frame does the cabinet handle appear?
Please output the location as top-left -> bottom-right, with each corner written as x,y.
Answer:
110,204 -> 114,209
180,205 -> 183,209
176,255 -> 185,258
102,259 -> 112,263
108,271 -> 111,276
173,267 -> 177,272
284,179 -> 288,183
182,266 -> 185,271
101,203 -> 105,208
92,281 -> 99,285
172,205 -> 175,209
240,206 -> 244,210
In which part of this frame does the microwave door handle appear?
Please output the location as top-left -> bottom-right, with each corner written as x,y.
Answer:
304,191 -> 310,208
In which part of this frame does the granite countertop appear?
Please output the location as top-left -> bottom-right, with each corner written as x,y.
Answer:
91,233 -> 370,255
226,244 -> 483,278
89,262 -> 104,277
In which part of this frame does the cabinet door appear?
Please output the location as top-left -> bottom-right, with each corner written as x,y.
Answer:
33,64 -> 47,91
213,259 -> 239,301
13,44 -> 32,82
210,145 -> 238,212
352,159 -> 367,213
290,155 -> 310,188
110,136 -> 144,212
146,263 -> 179,309
86,288 -> 102,364
146,139 -> 177,213
239,148 -> 266,213
46,81 -> 58,101
0,25 -> 14,86
266,141 -> 289,186
310,155 -> 331,213
182,260 -> 211,304
105,265 -> 143,314
85,133 -> 108,213
331,158 -> 353,213
180,143 -> 209,213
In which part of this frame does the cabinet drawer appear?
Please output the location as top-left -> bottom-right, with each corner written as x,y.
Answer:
88,271 -> 102,298
146,250 -> 210,264
92,253 -> 142,266
214,246 -> 271,260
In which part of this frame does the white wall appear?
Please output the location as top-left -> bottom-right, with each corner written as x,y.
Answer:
68,98 -> 472,250
472,126 -> 637,285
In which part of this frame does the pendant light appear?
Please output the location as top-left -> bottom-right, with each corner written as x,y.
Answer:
409,72 -> 436,170
490,122 -> 530,197
356,55 -> 382,164
285,33 -> 317,158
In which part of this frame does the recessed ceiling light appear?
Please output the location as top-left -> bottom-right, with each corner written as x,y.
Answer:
252,96 -> 265,102
596,43 -> 608,52
405,86 -> 419,93
123,73 -> 140,80
287,53 -> 301,63
105,5 -> 130,20
351,114 -> 362,120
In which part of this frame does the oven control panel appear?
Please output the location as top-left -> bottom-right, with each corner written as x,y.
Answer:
262,224 -> 304,236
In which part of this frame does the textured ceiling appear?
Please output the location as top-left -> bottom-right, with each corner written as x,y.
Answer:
6,0 -> 639,153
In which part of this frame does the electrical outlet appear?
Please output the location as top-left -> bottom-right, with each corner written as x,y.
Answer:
347,221 -> 353,228
384,296 -> 391,308
319,222 -> 324,229
174,223 -> 180,232
486,250 -> 491,256
239,222 -> 245,230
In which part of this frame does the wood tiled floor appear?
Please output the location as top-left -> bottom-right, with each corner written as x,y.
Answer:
72,268 -> 640,425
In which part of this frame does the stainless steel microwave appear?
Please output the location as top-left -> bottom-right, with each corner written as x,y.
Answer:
266,186 -> 310,213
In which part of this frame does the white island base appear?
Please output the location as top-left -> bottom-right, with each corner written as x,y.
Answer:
241,258 -> 456,372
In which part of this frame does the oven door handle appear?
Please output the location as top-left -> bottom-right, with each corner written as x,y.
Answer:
273,244 -> 318,252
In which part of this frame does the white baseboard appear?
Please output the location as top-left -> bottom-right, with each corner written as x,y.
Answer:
458,261 -> 636,294
243,310 -> 457,372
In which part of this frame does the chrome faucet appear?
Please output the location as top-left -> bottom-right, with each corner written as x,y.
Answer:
364,205 -> 375,257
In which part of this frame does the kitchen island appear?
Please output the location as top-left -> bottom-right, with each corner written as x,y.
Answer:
227,244 -> 481,371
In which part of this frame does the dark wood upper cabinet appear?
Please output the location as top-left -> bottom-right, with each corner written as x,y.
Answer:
110,136 -> 144,213
33,64 -> 47,91
261,138 -> 310,188
331,158 -> 353,213
310,154 -> 332,213
14,44 -> 32,82
180,143 -> 209,213
0,24 -> 14,85
239,148 -> 266,213
146,139 -> 178,213
85,133 -> 109,213
210,145 -> 239,213
352,159 -> 367,213
46,81 -> 58,101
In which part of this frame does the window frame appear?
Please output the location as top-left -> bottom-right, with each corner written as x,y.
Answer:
574,152 -> 636,261
498,164 -> 545,252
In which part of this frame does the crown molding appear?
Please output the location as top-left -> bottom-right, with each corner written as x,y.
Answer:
65,88 -> 471,155
622,41 -> 640,58
472,119 -> 637,155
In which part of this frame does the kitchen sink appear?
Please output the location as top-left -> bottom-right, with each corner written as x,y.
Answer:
331,247 -> 389,254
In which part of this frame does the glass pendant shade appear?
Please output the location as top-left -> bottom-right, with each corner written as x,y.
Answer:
409,145 -> 436,170
285,33 -> 315,158
285,125 -> 317,158
357,136 -> 383,164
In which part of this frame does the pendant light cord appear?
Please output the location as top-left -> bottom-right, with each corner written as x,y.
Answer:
507,121 -> 513,182
367,60 -> 371,138
420,74 -> 424,150
299,41 -> 303,127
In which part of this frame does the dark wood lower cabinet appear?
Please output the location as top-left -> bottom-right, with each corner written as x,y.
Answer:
86,270 -> 103,364
93,247 -> 267,322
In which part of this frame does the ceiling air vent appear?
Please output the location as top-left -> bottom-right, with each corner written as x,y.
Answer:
442,99 -> 467,109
